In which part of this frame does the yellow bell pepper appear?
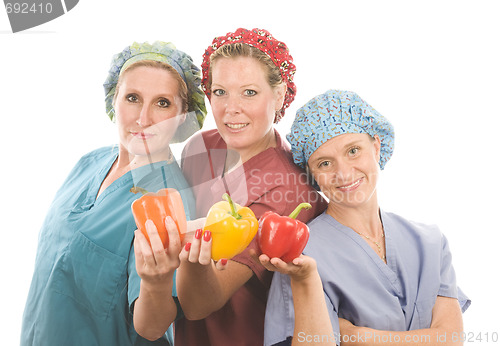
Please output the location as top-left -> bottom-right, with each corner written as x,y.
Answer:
203,193 -> 258,261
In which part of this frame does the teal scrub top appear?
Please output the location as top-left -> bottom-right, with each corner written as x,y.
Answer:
21,146 -> 195,346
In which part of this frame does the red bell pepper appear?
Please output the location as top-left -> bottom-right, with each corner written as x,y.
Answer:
130,187 -> 187,248
257,203 -> 312,263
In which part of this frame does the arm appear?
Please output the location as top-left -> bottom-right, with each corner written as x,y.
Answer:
258,255 -> 333,346
177,228 -> 254,320
339,296 -> 463,346
133,217 -> 181,341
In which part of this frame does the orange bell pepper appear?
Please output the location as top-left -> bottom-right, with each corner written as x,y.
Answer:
131,187 -> 187,248
203,193 -> 258,261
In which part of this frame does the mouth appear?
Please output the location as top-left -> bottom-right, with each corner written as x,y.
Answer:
337,178 -> 363,191
131,131 -> 155,140
225,123 -> 249,130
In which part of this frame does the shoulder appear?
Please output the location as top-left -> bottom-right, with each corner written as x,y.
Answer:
383,211 -> 443,239
245,134 -> 327,221
79,145 -> 117,162
306,213 -> 342,244
382,210 -> 449,253
70,146 -> 117,173
182,129 -> 223,157
245,153 -> 326,221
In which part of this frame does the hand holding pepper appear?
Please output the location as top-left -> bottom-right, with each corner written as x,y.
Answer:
203,193 -> 259,261
131,187 -> 187,249
257,203 -> 312,263
179,193 -> 258,266
256,253 -> 318,283
134,216 -> 182,282
133,216 -> 182,340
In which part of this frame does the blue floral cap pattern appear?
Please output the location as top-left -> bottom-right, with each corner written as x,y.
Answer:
103,41 -> 207,143
287,89 -> 395,170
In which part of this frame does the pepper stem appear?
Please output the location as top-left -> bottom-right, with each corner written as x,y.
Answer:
130,186 -> 149,195
288,203 -> 312,219
222,193 -> 242,220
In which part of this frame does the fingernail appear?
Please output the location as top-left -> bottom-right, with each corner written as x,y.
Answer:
220,259 -> 228,266
184,242 -> 192,252
203,230 -> 211,242
195,229 -> 202,239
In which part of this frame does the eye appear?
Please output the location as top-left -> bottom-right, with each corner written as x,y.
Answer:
157,98 -> 170,108
244,89 -> 257,96
126,94 -> 139,103
318,161 -> 332,169
348,147 -> 360,156
212,89 -> 225,96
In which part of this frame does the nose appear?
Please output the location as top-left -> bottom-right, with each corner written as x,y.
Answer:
332,159 -> 353,182
225,94 -> 241,115
137,104 -> 153,127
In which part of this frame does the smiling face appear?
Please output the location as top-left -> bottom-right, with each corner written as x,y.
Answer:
209,56 -> 285,161
308,133 -> 381,210
113,65 -> 185,162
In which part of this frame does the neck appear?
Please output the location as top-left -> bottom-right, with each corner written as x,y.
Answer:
326,194 -> 382,237
229,129 -> 277,164
116,145 -> 172,172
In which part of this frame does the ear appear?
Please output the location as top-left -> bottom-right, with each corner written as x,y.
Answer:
274,83 -> 287,111
372,135 -> 382,163
177,111 -> 187,126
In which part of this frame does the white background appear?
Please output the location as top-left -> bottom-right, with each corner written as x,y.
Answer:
1,0 -> 499,344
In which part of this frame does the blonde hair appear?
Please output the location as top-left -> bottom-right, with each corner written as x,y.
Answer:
113,60 -> 188,113
207,43 -> 283,92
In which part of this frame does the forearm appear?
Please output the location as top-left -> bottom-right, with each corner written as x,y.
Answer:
176,261 -> 226,320
291,271 -> 334,346
340,297 -> 463,346
340,326 -> 463,346
177,258 -> 254,320
133,277 -> 177,341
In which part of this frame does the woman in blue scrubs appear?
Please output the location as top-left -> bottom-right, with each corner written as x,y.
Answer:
262,90 -> 470,345
21,41 -> 206,346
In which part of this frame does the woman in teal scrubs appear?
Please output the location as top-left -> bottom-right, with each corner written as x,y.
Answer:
262,90 -> 470,345
21,41 -> 206,346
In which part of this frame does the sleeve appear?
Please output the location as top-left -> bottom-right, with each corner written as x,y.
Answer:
249,181 -> 327,224
230,185 -> 289,286
127,244 -> 181,314
232,184 -> 325,285
231,237 -> 273,286
439,234 -> 471,313
264,272 -> 296,346
127,243 -> 141,313
264,272 -> 340,346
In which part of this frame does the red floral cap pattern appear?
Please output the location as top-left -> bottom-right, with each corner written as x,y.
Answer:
201,28 -> 296,122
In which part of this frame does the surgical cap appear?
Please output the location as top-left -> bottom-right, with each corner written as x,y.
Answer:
103,41 -> 206,143
201,28 -> 296,123
287,89 -> 395,170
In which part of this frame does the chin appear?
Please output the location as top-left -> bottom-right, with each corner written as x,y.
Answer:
221,135 -> 250,150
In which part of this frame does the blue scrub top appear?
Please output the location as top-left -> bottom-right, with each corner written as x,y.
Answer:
264,210 -> 471,346
21,146 -> 195,346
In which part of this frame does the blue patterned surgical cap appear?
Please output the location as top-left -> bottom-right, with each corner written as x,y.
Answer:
287,89 -> 395,170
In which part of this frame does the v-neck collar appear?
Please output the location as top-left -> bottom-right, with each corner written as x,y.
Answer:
324,211 -> 403,296
74,149 -> 177,212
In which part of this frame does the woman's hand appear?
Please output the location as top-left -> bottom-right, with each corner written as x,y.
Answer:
179,228 -> 228,270
254,252 -> 318,283
185,217 -> 206,243
133,216 -> 182,340
134,216 -> 182,284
